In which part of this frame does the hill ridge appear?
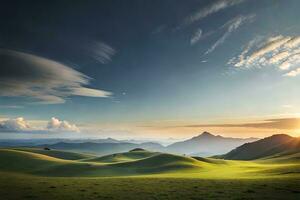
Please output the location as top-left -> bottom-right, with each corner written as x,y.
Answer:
221,134 -> 300,160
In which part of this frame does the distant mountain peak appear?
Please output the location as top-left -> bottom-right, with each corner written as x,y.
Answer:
197,131 -> 215,138
167,131 -> 258,156
201,131 -> 213,136
189,131 -> 218,141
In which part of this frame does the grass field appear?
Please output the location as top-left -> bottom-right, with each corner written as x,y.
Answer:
0,148 -> 299,199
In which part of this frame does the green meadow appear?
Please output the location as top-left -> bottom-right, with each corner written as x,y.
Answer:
0,148 -> 299,199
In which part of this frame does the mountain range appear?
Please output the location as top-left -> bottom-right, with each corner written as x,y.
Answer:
0,131 -> 258,156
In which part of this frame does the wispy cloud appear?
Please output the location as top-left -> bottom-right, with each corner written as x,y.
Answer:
0,105 -> 23,109
282,104 -> 293,109
229,35 -> 300,76
190,28 -> 203,45
245,36 -> 292,65
182,0 -> 246,27
279,53 -> 300,70
0,49 -> 112,104
183,118 -> 300,130
84,41 -> 116,64
284,67 -> 300,77
205,14 -> 255,54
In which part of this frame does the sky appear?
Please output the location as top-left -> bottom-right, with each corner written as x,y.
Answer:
0,0 -> 300,140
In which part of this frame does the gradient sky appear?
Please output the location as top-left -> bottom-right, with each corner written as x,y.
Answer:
0,0 -> 300,140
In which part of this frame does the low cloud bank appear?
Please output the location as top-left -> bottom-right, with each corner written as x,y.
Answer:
0,117 -> 79,133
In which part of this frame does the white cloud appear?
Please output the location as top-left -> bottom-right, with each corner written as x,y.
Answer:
71,87 -> 111,98
47,117 -> 79,132
229,35 -> 300,76
206,14 -> 255,54
0,117 -> 79,133
0,49 -> 112,104
246,36 -> 291,65
269,51 -> 290,64
279,53 -> 300,70
284,36 -> 300,49
183,0 -> 245,27
228,36 -> 264,67
283,67 -> 300,77
0,117 -> 31,132
190,28 -> 203,45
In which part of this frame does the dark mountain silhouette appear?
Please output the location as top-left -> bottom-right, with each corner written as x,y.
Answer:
166,132 -> 258,156
220,134 -> 300,160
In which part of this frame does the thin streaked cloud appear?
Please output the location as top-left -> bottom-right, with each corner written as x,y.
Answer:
84,41 -> 116,64
229,35 -> 300,77
205,14 -> 255,54
183,118 -> 300,130
181,0 -> 246,28
0,105 -> 23,109
190,28 -> 203,45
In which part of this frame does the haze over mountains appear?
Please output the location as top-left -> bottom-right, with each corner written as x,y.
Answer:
167,132 -> 258,156
0,131 -> 258,156
39,141 -> 164,156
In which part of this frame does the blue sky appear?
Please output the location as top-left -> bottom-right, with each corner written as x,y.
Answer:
0,0 -> 300,139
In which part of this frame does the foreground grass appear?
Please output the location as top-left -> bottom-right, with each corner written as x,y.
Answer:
0,172 -> 299,200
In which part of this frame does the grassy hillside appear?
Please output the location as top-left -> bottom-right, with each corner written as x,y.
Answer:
258,151 -> 300,163
35,152 -> 204,177
83,149 -> 158,163
12,147 -> 93,160
0,148 -> 299,179
0,149 -> 68,173
0,148 -> 299,199
0,148 -> 201,177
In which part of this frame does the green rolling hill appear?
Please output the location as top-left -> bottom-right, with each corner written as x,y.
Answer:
0,148 -> 203,177
0,149 -> 68,173
0,147 -> 299,179
12,147 -> 94,160
83,148 -> 159,163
